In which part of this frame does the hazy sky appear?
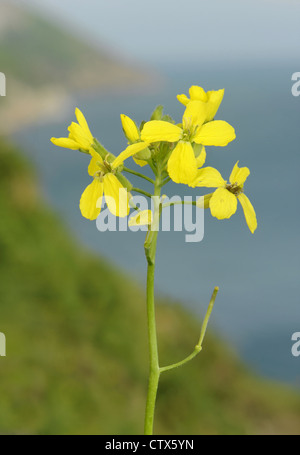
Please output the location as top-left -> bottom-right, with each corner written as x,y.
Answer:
16,0 -> 300,64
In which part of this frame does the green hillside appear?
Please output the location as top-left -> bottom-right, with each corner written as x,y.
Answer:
0,137 -> 300,435
0,2 -> 150,134
0,2 -> 144,89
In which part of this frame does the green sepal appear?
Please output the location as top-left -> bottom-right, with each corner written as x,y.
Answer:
139,120 -> 146,132
193,143 -> 204,158
161,114 -> 175,124
150,105 -> 164,121
115,172 -> 133,192
78,148 -> 91,155
93,138 -> 116,162
135,147 -> 151,161
158,142 -> 172,167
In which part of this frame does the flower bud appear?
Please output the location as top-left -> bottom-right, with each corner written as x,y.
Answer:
121,114 -> 140,143
135,147 -> 151,161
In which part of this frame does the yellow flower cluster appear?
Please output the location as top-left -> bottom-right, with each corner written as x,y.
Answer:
50,86 -> 257,233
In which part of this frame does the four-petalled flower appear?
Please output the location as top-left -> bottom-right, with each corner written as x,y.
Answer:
141,100 -> 235,185
177,85 -> 225,122
192,162 -> 257,233
51,108 -> 94,154
80,150 -> 131,220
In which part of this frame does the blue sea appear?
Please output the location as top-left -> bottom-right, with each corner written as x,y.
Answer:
14,61 -> 300,387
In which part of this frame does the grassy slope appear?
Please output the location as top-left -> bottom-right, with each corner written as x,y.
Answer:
0,3 -> 151,134
0,138 -> 300,435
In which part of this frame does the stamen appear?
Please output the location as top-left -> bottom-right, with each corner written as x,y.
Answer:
226,182 -> 243,195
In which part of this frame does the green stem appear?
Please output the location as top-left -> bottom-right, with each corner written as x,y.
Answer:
161,194 -> 213,210
144,179 -> 161,435
198,286 -> 219,348
132,187 -> 152,199
123,166 -> 155,185
162,201 -> 196,209
144,255 -> 160,435
161,176 -> 171,186
159,348 -> 201,373
93,138 -> 113,160
160,286 -> 219,373
147,159 -> 157,176
143,176 -> 217,433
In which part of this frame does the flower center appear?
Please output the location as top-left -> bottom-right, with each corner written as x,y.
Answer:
103,159 -> 112,173
182,124 -> 198,142
226,182 -> 243,195
93,158 -> 114,181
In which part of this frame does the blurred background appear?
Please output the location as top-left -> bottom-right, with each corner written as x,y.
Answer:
0,0 -> 299,435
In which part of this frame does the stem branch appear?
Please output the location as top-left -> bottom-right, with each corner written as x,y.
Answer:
132,187 -> 152,199
123,166 -> 155,184
160,286 -> 219,374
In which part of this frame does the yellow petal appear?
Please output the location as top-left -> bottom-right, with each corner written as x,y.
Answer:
209,187 -> 237,219
120,114 -> 140,143
88,157 -> 99,177
195,146 -> 206,168
190,167 -> 226,188
183,100 -> 207,130
75,108 -> 93,142
88,149 -> 103,176
193,120 -> 236,146
141,120 -> 182,143
189,85 -> 208,102
79,179 -> 103,220
238,193 -> 257,233
112,142 -> 149,169
177,94 -> 190,106
68,122 -> 92,150
51,137 -> 79,150
229,161 -> 250,186
167,141 -> 197,185
128,210 -> 153,227
103,174 -> 129,217
133,157 -> 148,167
205,89 -> 224,121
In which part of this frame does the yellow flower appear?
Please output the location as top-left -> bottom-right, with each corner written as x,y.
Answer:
116,114 -> 150,167
177,85 -> 225,122
192,162 -> 257,233
80,150 -> 130,220
141,101 -> 235,185
51,108 -> 94,153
